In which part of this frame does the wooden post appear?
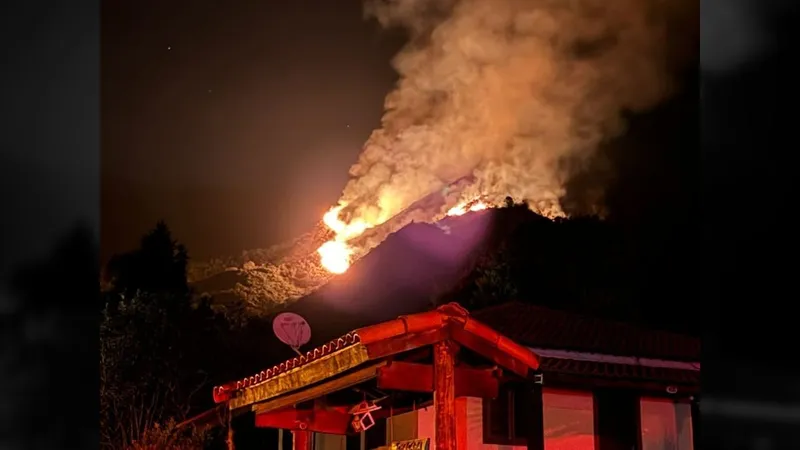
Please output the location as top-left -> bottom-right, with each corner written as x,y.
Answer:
292,430 -> 312,450
434,341 -> 457,450
525,373 -> 545,450
691,396 -> 700,450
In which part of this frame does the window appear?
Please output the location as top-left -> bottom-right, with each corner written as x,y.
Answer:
542,389 -> 595,450
639,397 -> 694,450
483,383 -> 524,445
483,385 -> 595,450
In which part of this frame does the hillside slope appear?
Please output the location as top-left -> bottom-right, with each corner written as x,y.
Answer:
191,200 -> 695,337
186,176 -> 484,312
191,204 -> 546,325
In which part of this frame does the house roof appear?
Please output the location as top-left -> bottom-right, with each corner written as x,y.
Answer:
473,302 -> 700,362
212,303 -> 540,410
540,357 -> 700,390
473,302 -> 700,389
212,331 -> 363,403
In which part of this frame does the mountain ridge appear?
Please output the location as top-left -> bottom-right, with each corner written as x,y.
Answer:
189,204 -> 549,320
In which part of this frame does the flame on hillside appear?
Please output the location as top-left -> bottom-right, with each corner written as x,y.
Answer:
317,241 -> 352,274
317,196 -> 494,274
446,200 -> 489,217
317,205 -> 360,274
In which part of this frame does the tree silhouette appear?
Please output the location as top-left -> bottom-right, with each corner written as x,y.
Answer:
100,222 -> 232,449
464,243 -> 518,310
105,221 -> 189,298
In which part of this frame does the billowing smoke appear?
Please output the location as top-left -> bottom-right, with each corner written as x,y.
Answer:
336,0 -> 696,228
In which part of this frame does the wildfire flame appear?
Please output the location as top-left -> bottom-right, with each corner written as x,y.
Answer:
317,197 -> 496,274
446,200 -> 488,217
317,204 -> 368,274
322,205 -> 369,241
317,240 -> 352,274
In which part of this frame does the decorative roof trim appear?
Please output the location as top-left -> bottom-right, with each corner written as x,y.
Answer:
213,331 -> 361,403
229,342 -> 371,410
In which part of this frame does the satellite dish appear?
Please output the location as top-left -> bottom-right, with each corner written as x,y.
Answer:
273,312 -> 312,355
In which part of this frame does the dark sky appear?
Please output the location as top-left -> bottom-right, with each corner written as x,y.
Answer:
102,0 -> 698,262
102,0 -> 407,261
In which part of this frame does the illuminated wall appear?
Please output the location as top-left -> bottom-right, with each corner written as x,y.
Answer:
315,391 -> 694,450
315,433 -> 345,450
404,390 -> 596,450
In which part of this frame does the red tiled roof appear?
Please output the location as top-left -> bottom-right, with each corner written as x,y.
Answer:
212,331 -> 361,403
473,302 -> 700,362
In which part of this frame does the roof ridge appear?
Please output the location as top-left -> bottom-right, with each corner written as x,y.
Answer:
503,301 -> 699,340
472,300 -> 524,316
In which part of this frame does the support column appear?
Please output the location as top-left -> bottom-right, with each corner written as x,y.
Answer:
525,373 -> 545,450
691,396 -> 700,450
434,340 -> 457,450
292,430 -> 313,450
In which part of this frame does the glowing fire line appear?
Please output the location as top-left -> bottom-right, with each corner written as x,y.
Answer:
445,200 -> 488,217
317,198 -> 492,274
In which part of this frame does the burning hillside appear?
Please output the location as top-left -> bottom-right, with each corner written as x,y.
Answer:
311,0 -> 694,274
190,0 -> 695,312
315,175 -> 515,275
188,181 -> 511,312
310,0 -> 694,272
189,199 -> 567,322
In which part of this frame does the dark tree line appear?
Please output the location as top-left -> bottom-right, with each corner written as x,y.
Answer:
100,221 -> 220,448
100,221 -> 287,449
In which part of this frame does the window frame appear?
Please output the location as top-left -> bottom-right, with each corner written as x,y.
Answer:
482,384 -> 528,446
638,395 -> 695,450
482,385 -> 595,447
483,384 -> 695,448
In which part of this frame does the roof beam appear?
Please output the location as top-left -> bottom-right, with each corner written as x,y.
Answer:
377,361 -> 500,399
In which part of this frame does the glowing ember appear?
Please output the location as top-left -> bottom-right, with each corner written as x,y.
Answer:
446,200 -> 488,217
317,240 -> 353,274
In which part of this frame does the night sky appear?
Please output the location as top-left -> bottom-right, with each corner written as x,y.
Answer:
102,0 -> 406,260
102,0 -> 698,262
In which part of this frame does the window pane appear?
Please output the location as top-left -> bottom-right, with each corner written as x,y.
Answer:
513,385 -> 529,438
543,389 -> 595,450
488,389 -> 511,439
640,398 -> 694,450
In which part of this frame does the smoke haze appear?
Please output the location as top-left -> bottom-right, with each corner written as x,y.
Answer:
336,0 -> 696,226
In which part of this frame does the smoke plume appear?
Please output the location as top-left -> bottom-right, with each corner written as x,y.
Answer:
336,0 -> 696,227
